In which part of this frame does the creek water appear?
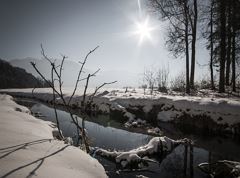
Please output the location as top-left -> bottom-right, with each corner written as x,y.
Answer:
15,98 -> 240,178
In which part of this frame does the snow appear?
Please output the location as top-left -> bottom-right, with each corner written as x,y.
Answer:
0,94 -> 107,178
1,87 -> 240,126
147,127 -> 162,135
110,102 -> 136,120
96,136 -> 185,168
124,118 -> 147,128
103,89 -> 240,126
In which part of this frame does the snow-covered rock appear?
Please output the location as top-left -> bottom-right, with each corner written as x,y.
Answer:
147,127 -> 162,135
124,118 -> 147,128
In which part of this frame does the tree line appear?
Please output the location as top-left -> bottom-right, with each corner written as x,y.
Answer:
148,0 -> 240,93
0,59 -> 49,89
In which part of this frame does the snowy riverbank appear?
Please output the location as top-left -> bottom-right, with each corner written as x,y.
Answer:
1,88 -> 240,135
0,94 -> 107,178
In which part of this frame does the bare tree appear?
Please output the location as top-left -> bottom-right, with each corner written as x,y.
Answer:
225,0 -> 232,86
200,0 -> 217,90
148,0 -> 199,92
231,0 -> 238,92
209,0 -> 216,90
31,45 -> 116,153
218,0 -> 226,93
170,72 -> 186,92
156,65 -> 169,92
189,0 -> 198,89
143,67 -> 156,95
141,84 -> 148,95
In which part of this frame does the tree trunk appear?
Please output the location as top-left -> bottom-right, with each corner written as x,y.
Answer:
232,0 -> 236,92
185,2 -> 190,94
232,41 -> 236,92
190,0 -> 198,89
51,67 -> 63,140
210,0 -> 215,90
82,74 -> 91,153
226,0 -> 232,86
219,0 -> 226,93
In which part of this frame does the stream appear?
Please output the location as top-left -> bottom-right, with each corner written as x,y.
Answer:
15,98 -> 240,178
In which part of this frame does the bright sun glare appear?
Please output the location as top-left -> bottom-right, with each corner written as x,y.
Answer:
134,17 -> 154,45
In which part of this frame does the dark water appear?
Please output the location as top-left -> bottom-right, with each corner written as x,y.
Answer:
15,98 -> 240,178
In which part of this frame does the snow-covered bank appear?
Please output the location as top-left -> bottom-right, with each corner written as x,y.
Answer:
0,94 -> 107,178
1,88 -> 240,135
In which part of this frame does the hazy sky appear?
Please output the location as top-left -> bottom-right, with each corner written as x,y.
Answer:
0,0 -> 209,87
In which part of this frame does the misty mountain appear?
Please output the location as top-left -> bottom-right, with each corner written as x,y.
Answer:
9,58 -> 139,88
10,57 -> 81,87
10,58 -> 142,88
0,59 -> 47,89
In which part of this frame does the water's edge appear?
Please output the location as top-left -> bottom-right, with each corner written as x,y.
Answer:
15,97 -> 240,178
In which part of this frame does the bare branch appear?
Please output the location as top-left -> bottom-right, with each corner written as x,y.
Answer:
89,81 -> 117,101
31,48 -> 84,135
78,68 -> 101,82
68,46 -> 99,105
40,44 -> 53,64
31,44 -> 113,153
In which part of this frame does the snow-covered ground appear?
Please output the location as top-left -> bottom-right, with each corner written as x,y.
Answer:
0,94 -> 107,178
101,89 -> 240,125
1,87 -> 240,132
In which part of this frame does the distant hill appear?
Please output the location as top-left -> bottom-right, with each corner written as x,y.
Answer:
10,57 -> 81,86
9,58 -> 139,88
0,59 -> 48,89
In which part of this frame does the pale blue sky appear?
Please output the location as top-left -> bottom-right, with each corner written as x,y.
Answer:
0,0 -> 209,87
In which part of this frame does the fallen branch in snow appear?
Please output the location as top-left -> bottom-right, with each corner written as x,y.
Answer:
94,136 -> 190,169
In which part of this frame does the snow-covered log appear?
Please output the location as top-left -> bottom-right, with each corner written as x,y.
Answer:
95,136 -> 189,169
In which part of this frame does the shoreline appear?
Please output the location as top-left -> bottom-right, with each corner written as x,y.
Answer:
1,88 -> 240,137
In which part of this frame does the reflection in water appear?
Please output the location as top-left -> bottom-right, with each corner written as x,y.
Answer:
30,103 -> 152,150
16,98 -> 240,178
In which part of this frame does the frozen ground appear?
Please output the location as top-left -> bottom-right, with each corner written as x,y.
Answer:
0,94 -> 107,178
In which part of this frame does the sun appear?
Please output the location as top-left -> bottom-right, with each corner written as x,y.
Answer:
134,17 -> 154,45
